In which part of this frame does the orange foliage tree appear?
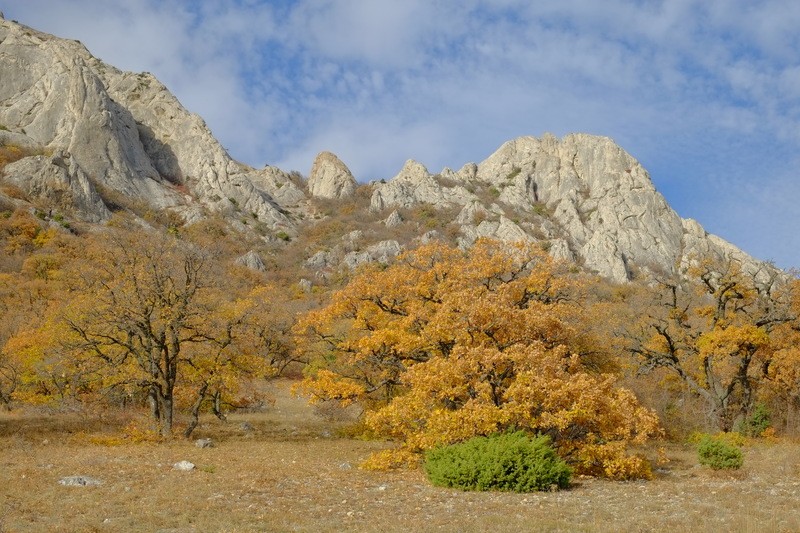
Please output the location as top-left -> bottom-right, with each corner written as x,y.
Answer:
296,240 -> 662,479
0,211 -> 72,409
761,277 -> 800,432
625,259 -> 796,432
4,228 -> 283,436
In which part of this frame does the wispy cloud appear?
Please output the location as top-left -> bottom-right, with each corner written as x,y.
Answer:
6,0 -> 800,268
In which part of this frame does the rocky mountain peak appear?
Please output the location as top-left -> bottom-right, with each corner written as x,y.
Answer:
0,18 -> 775,286
307,151 -> 357,199
0,17 -> 296,233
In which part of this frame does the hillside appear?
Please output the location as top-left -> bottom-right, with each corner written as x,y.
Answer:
0,16 -> 775,284
2,15 -> 800,533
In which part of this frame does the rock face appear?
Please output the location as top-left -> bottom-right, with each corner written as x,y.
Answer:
307,151 -> 357,199
4,151 -> 110,222
0,18 -> 297,230
368,134 -> 768,283
370,160 -> 475,211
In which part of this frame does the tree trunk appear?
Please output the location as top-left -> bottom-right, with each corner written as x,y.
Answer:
148,385 -> 160,421
160,394 -> 174,437
184,383 -> 209,438
212,390 -> 227,421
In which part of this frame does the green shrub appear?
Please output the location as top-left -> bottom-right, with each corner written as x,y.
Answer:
423,431 -> 571,492
505,166 -> 522,181
736,403 -> 771,437
697,434 -> 743,470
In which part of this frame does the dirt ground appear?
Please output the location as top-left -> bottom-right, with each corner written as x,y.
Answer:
1,381 -> 799,532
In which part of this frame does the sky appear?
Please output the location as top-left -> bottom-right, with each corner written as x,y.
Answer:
4,0 -> 799,269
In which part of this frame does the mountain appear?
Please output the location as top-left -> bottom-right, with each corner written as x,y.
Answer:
0,17 -> 772,283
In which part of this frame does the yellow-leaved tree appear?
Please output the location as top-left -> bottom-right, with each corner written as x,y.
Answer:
3,228 -> 284,437
296,239 -> 662,479
0,211 -> 76,409
761,277 -> 800,432
625,258 -> 796,432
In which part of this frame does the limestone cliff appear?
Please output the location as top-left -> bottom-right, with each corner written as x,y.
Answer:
0,18 -> 296,231
368,134 -> 767,282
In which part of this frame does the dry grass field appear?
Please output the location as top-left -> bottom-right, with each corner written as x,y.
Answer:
1,380 -> 799,533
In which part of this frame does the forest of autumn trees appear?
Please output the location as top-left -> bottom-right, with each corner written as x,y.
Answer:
1,206 -> 800,479
0,212 -> 297,437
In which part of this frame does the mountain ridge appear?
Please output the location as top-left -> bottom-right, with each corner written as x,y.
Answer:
0,17 -> 774,283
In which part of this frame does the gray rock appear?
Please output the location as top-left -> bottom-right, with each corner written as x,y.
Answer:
235,250 -> 266,272
305,250 -> 333,270
58,475 -> 102,486
343,240 -> 401,269
469,133 -> 767,282
298,278 -> 313,293
172,460 -> 195,471
4,152 -> 110,222
343,230 -> 363,243
307,151 -> 357,199
0,18 -> 298,230
195,438 -> 214,448
384,210 -> 403,227
0,19 -> 774,285
370,160 -> 476,212
417,230 -> 441,244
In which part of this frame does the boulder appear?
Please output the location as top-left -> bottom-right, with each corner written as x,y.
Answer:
235,250 -> 266,272
307,151 -> 357,199
173,461 -> 195,471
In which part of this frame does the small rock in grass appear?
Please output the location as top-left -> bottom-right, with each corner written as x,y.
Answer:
58,475 -> 102,486
195,438 -> 214,448
173,460 -> 195,471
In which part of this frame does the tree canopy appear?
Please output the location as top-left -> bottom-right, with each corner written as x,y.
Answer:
296,240 -> 662,479
624,258 -> 797,432
2,225 -> 286,436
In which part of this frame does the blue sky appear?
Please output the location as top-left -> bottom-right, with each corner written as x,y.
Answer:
5,0 -> 800,269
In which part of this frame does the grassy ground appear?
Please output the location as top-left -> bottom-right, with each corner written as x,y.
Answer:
1,381 -> 799,532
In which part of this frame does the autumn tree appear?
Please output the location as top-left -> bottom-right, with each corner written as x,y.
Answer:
4,228 -> 280,436
0,211 -> 75,409
296,240 -> 662,479
760,277 -> 800,432
625,258 -> 795,432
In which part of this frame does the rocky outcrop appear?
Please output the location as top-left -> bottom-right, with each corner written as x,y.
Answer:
384,210 -> 403,227
459,216 -> 532,248
307,152 -> 357,199
3,150 -> 110,222
0,18 -> 297,230
0,19 -> 773,284
368,133 -> 768,282
370,160 -> 476,211
342,240 -> 402,269
235,250 -> 266,272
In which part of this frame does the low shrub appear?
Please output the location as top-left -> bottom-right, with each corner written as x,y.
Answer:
697,434 -> 743,470
423,431 -> 572,492
736,403 -> 771,437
